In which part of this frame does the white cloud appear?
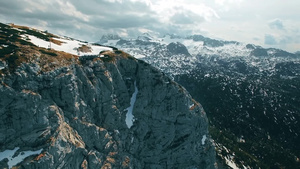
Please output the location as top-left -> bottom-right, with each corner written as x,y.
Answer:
268,19 -> 284,30
57,1 -> 90,22
149,0 -> 219,23
23,0 -> 48,12
105,0 -> 123,3
214,0 -> 244,11
215,0 -> 244,5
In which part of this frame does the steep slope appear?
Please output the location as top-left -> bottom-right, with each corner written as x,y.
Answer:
100,34 -> 300,169
0,23 -> 216,169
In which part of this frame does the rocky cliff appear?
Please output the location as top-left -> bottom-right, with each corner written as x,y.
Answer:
0,47 -> 215,168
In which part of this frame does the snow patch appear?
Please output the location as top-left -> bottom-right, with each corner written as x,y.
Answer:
86,45 -> 112,56
24,35 -> 50,48
243,164 -> 251,169
25,34 -> 112,56
0,147 -> 43,169
201,135 -> 207,145
189,104 -> 195,109
224,155 -> 239,169
125,81 -> 138,128
133,53 -> 146,59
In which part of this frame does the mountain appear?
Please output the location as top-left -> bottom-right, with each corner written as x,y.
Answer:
100,34 -> 300,168
0,23 -> 216,169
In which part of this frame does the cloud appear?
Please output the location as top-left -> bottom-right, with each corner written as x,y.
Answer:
0,0 -> 88,25
0,0 -> 217,37
91,14 -> 158,29
0,0 -> 158,37
150,1 -> 219,23
268,19 -> 285,30
170,10 -> 205,25
253,37 -> 260,41
57,1 -> 89,22
215,0 -> 244,5
264,34 -> 277,45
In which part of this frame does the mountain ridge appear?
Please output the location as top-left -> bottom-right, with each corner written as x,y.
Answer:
0,23 -> 216,169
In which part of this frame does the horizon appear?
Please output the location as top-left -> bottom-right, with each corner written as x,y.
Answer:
1,0 -> 299,53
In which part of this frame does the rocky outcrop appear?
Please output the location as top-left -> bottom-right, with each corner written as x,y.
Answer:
167,42 -> 190,56
0,55 -> 215,169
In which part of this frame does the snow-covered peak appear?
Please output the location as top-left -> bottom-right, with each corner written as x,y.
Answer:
137,33 -> 154,41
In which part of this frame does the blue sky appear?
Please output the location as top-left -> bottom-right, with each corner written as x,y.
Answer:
0,0 -> 299,52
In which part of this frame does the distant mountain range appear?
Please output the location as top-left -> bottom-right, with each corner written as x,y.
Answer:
99,33 -> 300,169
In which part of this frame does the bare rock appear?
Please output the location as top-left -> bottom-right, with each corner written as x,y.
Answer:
0,55 -> 216,168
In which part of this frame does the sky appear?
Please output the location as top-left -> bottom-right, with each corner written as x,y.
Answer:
0,0 -> 299,52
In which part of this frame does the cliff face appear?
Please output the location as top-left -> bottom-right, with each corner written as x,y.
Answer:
0,54 -> 215,168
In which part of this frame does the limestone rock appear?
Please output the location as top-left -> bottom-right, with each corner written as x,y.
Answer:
0,55 -> 216,168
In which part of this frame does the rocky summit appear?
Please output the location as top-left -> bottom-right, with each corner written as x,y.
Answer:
0,23 -> 215,169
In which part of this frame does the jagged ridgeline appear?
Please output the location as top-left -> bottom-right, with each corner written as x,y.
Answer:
0,23 -> 216,168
